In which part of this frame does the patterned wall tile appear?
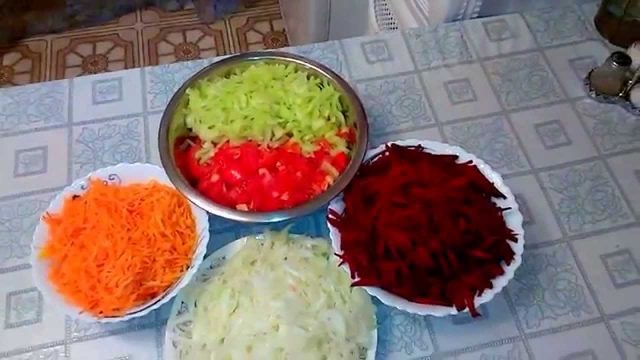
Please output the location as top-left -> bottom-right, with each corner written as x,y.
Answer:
523,5 -> 594,47
362,40 -> 392,63
484,52 -> 563,110
227,8 -> 288,52
509,104 -> 598,168
528,323 -> 618,359
0,128 -> 69,198
442,115 -> 530,175
404,23 -> 475,70
13,147 -> 48,179
4,288 -> 42,329
463,15 -> 537,58
575,99 -> 640,154
483,18 -> 516,42
342,32 -> 415,80
508,243 -> 598,332
609,311 -> 640,359
370,127 -> 442,148
446,341 -> 529,360
145,113 -> 163,165
356,74 -> 434,135
535,120 -> 572,149
0,269 -> 66,353
431,294 -> 518,352
68,328 -> 157,360
0,193 -> 53,271
0,40 -> 47,88
539,161 -> 633,235
50,30 -> 139,80
544,41 -> 609,98
572,228 -> 640,314
144,58 -> 214,112
141,21 -> 230,66
92,78 -> 123,105
421,63 -> 501,122
504,175 -> 562,244
607,152 -> 640,216
3,345 -> 67,360
601,250 -> 640,289
285,40 -> 349,79
72,69 -> 143,122
0,80 -> 69,134
375,302 -> 434,358
444,79 -> 477,104
71,117 -> 144,178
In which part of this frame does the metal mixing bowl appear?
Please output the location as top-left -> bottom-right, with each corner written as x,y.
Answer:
158,51 -> 369,223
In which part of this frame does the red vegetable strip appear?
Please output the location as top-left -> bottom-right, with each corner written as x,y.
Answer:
329,144 -> 517,317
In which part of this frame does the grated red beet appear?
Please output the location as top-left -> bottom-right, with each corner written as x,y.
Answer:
328,144 -> 518,317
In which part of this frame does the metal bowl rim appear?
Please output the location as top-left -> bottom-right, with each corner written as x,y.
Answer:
158,51 -> 369,223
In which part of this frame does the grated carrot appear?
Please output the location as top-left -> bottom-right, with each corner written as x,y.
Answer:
40,178 -> 197,317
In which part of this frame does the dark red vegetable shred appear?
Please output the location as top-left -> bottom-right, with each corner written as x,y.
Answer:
328,144 -> 518,317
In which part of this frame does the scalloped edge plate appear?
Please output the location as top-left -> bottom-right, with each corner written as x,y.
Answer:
30,163 -> 210,323
164,234 -> 377,360
327,139 -> 525,316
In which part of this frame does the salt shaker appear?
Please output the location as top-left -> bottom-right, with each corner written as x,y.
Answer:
589,51 -> 633,96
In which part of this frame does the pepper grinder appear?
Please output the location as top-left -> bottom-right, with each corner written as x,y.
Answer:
588,51 -> 633,96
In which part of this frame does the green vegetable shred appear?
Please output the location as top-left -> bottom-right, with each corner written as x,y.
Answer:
184,63 -> 350,156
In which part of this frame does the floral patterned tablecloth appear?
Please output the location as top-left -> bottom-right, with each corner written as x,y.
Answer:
1,3 -> 640,360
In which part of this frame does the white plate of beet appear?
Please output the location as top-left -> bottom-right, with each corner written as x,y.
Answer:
327,139 -> 524,317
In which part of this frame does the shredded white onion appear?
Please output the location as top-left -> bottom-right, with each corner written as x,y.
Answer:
175,230 -> 376,360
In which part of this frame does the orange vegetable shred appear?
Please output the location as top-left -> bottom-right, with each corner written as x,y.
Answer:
40,179 -> 197,317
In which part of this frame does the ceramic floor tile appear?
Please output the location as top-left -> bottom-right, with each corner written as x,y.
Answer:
227,7 -> 288,52
0,40 -> 47,87
50,30 -> 139,80
142,21 -> 230,66
0,1 -> 286,87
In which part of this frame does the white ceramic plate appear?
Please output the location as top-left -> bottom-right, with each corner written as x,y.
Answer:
30,163 -> 210,323
164,235 -> 378,360
327,139 -> 525,316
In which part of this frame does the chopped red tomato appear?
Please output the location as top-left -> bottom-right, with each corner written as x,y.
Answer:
174,134 -> 352,212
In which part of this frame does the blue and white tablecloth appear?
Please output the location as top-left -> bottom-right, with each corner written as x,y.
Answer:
1,3 -> 640,359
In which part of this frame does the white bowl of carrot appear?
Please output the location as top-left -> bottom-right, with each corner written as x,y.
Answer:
31,163 -> 210,323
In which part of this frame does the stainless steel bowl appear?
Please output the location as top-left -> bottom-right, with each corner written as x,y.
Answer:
158,51 -> 369,223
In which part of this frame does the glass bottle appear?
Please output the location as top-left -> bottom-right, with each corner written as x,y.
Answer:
594,0 -> 640,48
589,51 -> 632,96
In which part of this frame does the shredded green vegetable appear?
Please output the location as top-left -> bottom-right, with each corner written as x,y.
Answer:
184,63 -> 350,155
177,229 -> 376,359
